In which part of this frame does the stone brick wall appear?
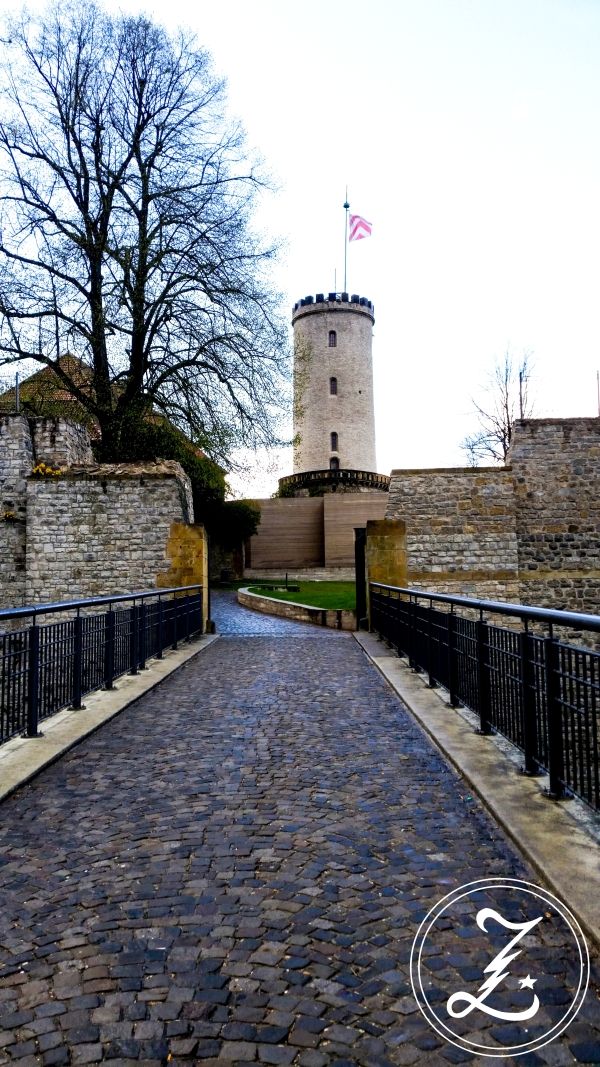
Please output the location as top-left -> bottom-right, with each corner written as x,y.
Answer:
25,461 -> 194,604
292,297 -> 377,473
0,415 -> 32,608
385,467 -> 520,601
31,416 -> 94,468
509,418 -> 600,614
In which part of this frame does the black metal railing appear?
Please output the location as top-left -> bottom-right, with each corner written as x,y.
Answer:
0,585 -> 203,745
278,469 -> 391,494
369,583 -> 600,811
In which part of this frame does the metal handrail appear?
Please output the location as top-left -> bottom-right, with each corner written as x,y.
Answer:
0,584 -> 203,623
369,583 -> 600,634
368,581 -> 600,808
0,584 -> 205,745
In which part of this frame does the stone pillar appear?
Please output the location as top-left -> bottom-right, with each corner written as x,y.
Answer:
160,522 -> 209,631
366,519 -> 407,626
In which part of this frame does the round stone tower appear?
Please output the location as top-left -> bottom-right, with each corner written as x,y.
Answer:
292,292 -> 378,478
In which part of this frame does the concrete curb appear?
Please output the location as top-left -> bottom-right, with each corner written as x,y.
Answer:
238,587 -> 356,631
0,633 -> 220,805
354,630 -> 600,953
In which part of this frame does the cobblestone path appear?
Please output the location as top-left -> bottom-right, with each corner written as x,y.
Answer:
0,597 -> 598,1067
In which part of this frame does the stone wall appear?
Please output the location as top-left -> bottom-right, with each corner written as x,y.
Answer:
238,587 -> 356,631
31,416 -> 93,468
0,413 -> 208,629
509,418 -> 600,614
385,466 -> 519,601
25,461 -> 194,604
0,416 -> 31,608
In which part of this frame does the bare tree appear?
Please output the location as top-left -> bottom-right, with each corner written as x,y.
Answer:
461,347 -> 535,465
0,2 -> 288,462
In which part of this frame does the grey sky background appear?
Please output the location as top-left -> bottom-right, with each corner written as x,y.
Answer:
4,0 -> 600,496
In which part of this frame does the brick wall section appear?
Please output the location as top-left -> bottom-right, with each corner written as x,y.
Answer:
385,466 -> 520,601
293,299 -> 377,473
509,418 -> 600,613
31,416 -> 94,468
0,415 -> 32,608
25,461 -> 194,604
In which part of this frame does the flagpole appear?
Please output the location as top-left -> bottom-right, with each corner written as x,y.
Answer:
343,187 -> 349,292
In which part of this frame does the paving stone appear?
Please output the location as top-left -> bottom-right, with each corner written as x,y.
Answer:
218,1040 -> 257,1060
257,1045 -> 297,1065
570,1041 -> 600,1062
297,1053 -> 329,1067
0,595 -> 597,1067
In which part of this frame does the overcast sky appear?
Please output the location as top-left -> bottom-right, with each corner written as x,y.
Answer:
6,0 -> 600,497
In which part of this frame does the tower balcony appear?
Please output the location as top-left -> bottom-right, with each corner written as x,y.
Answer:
279,468 -> 390,496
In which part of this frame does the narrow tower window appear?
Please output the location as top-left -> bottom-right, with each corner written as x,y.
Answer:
329,330 -> 337,347
330,431 -> 338,452
330,457 -> 339,471
330,377 -> 337,395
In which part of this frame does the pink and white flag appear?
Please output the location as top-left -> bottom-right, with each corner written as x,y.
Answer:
349,214 -> 372,242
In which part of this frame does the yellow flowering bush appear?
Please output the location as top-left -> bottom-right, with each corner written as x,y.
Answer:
32,462 -> 61,476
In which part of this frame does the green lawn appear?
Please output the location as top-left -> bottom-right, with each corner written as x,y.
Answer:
247,581 -> 356,611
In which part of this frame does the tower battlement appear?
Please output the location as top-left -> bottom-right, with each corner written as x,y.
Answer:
292,293 -> 374,321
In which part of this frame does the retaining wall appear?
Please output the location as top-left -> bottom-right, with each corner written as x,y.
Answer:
385,466 -> 519,601
237,587 -> 356,630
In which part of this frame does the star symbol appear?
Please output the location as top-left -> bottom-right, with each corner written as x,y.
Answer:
519,975 -> 537,989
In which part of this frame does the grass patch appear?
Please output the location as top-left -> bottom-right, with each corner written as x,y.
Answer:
247,581 -> 356,611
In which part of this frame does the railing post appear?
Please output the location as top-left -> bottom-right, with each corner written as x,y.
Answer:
544,635 -> 565,798
130,602 -> 139,675
157,597 -> 163,659
26,618 -> 41,737
520,628 -> 538,774
207,534 -> 212,629
476,617 -> 492,734
381,590 -> 388,645
72,611 -> 84,709
139,601 -> 147,669
447,609 -> 459,707
408,596 -> 415,667
354,527 -> 367,629
172,596 -> 178,650
185,590 -> 190,642
104,608 -> 115,690
427,601 -> 436,687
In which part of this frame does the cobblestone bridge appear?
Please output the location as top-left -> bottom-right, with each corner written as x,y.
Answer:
0,594 -> 598,1067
